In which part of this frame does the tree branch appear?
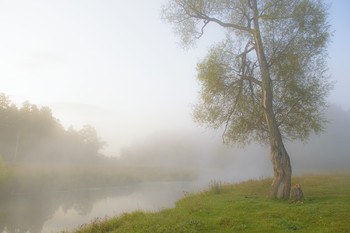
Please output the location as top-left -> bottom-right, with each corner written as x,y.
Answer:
195,20 -> 210,39
179,1 -> 253,34
237,46 -> 255,57
198,15 -> 253,33
239,75 -> 262,87
222,80 -> 243,143
237,42 -> 261,87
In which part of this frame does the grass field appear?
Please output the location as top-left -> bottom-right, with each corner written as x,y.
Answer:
68,173 -> 350,233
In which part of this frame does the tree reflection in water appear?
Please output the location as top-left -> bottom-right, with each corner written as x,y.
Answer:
0,182 -> 200,233
0,185 -> 138,233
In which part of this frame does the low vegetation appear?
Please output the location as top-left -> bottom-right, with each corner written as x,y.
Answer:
68,173 -> 350,233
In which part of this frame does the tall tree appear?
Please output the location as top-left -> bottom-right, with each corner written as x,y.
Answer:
162,0 -> 331,198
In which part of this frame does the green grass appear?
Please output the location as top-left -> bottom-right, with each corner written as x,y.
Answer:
68,173 -> 350,233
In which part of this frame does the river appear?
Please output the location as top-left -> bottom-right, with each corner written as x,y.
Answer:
0,181 -> 206,233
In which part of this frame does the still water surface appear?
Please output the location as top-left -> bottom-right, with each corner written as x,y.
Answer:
0,181 -> 204,233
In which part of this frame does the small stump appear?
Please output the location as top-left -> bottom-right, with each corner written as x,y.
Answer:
290,183 -> 304,201
289,184 -> 304,201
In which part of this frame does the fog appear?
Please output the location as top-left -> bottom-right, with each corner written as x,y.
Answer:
287,105 -> 350,173
115,104 -> 350,181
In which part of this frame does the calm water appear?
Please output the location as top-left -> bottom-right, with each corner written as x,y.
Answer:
0,181 -> 204,233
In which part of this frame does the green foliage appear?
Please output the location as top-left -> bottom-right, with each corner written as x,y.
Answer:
163,0 -> 332,146
71,173 -> 350,233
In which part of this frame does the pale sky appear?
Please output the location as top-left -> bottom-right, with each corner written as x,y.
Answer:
1,0 -> 349,155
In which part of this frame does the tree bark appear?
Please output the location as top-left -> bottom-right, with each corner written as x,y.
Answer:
266,112 -> 292,199
251,0 -> 291,199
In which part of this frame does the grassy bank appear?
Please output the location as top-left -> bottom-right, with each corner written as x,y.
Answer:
68,173 -> 350,233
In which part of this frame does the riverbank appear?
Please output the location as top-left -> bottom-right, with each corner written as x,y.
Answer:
68,173 -> 350,233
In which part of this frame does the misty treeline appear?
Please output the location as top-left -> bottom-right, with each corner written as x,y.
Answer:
0,93 -> 105,164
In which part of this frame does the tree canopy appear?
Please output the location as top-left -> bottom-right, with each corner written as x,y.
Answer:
163,0 -> 331,145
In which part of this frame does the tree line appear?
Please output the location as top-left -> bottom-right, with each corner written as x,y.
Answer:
0,93 -> 105,164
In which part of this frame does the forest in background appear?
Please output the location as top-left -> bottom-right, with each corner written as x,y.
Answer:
0,93 -> 105,165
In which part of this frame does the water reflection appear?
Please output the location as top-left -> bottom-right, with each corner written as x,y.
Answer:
0,182 -> 201,233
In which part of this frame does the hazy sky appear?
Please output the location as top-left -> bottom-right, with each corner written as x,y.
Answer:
1,0 -> 349,155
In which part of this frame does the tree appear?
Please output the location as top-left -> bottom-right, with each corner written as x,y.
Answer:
162,0 -> 331,198
0,94 -> 19,161
79,125 -> 105,157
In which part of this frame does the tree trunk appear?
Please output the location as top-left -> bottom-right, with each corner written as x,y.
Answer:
252,0 -> 292,199
269,143 -> 292,199
262,78 -> 292,199
266,114 -> 292,199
